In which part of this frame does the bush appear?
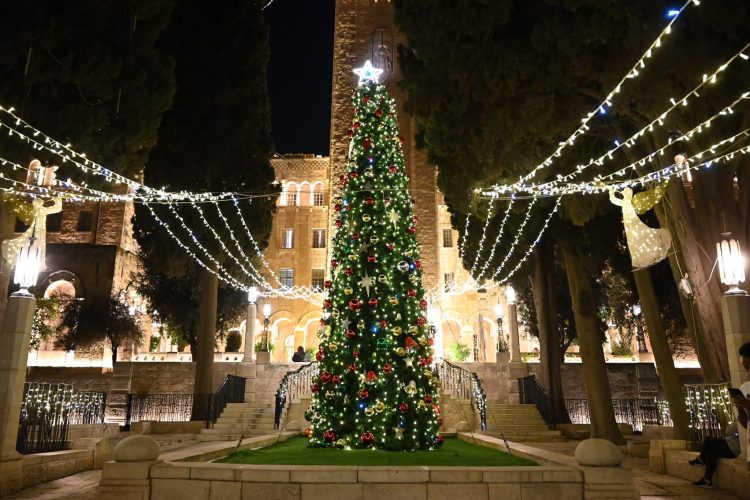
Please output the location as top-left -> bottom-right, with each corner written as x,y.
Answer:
445,342 -> 471,362
254,340 -> 274,353
149,335 -> 161,352
225,331 -> 242,352
610,340 -> 634,357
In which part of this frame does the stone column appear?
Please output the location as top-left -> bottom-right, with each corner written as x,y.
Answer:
721,294 -> 750,460
0,292 -> 36,496
508,303 -> 522,362
243,302 -> 257,362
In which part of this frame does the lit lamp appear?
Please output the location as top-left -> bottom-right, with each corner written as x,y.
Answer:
506,285 -> 516,305
632,304 -> 648,353
717,234 -> 746,295
14,235 -> 42,295
261,303 -> 271,352
243,286 -> 259,362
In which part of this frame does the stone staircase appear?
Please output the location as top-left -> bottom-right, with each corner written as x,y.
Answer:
196,402 -> 277,442
482,402 -> 565,442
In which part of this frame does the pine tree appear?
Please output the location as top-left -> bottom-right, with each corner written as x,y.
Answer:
306,69 -> 441,451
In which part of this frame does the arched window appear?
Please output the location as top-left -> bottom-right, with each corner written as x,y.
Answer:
284,334 -> 295,362
311,182 -> 324,206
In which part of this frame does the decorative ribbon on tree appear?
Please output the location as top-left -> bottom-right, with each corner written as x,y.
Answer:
609,183 -> 671,269
306,61 -> 441,451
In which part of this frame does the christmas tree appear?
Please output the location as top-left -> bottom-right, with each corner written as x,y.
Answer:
306,62 -> 442,451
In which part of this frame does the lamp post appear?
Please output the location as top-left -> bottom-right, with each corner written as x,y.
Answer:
262,303 -> 271,351
505,286 -> 522,363
0,235 -> 41,490
494,302 -> 507,352
716,232 -> 750,460
243,286 -> 258,362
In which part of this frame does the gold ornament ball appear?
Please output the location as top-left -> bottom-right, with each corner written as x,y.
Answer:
396,347 -> 406,357
345,287 -> 353,295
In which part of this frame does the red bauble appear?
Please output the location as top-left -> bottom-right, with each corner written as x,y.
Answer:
315,351 -> 324,361
405,337 -> 418,350
363,95 -> 370,103
352,121 -> 361,130
334,203 -> 341,212
384,196 -> 391,204
335,219 -> 343,228
419,357 -> 430,367
416,317 -> 426,326
380,319 -> 388,328
399,403 -> 409,413
349,171 -> 359,179
408,226 -> 417,234
344,267 -> 354,276
407,289 -> 417,297
436,435 -> 444,445
413,216 -> 418,223
362,138 -> 372,149
361,431 -> 375,445
428,338 -> 435,346
311,383 -> 319,393
353,350 -> 360,358
348,299 -> 360,311
375,109 -> 383,117
419,299 -> 428,310
351,232 -> 360,240
360,389 -> 369,399
331,259 -> 339,268
323,430 -> 337,442
424,395 -> 433,404
414,260 -> 422,269
382,363 -> 393,374
386,244 -> 395,251
348,363 -> 358,372
366,370 -> 378,383
319,319 -> 326,327
320,371 -> 332,384
367,255 -> 377,263
346,329 -> 357,339
323,300 -> 332,309
324,280 -> 332,289
332,375 -> 340,384
368,298 -> 379,307
388,166 -> 397,174
365,196 -> 374,205
347,130 -> 353,138
305,427 -> 313,438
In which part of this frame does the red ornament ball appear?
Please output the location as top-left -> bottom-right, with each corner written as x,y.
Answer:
323,300 -> 332,309
344,267 -> 354,276
386,244 -> 395,251
436,435 -> 444,445
407,289 -> 417,297
368,298 -> 379,307
416,317 -> 426,326
424,395 -> 433,404
388,166 -> 397,174
375,109 -> 383,117
332,375 -> 340,384
346,329 -> 357,339
331,259 -> 339,268
353,350 -> 360,358
420,299 -> 428,310
363,95 -> 370,103
361,431 -> 375,445
414,260 -> 422,269
380,319 -> 388,328
323,430 -> 337,442
334,203 -> 341,212
351,232 -> 360,240
348,363 -> 358,372
382,363 -> 393,374
367,255 -> 377,263
335,219 -> 343,228
349,171 -> 359,178
408,226 -> 417,234
365,196 -> 374,205
348,299 -> 361,311
399,403 -> 409,413
311,383 -> 319,393
305,427 -> 313,438
315,351 -> 324,361
324,280 -> 332,289
362,138 -> 372,149
360,389 -> 369,399
384,196 -> 391,204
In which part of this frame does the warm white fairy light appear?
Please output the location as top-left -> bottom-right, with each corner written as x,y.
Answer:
469,196 -> 496,277
486,198 -> 538,281
475,198 -> 524,282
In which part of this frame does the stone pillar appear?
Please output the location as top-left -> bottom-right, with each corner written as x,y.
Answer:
0,293 -> 36,496
721,294 -> 750,460
243,302 -> 257,362
508,303 -> 522,362
575,439 -> 639,499
96,435 -> 160,500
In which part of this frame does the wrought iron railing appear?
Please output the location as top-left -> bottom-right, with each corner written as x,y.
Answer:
125,393 -> 199,425
208,374 -> 246,424
275,362 -> 318,429
565,398 -> 673,432
435,360 -> 487,430
17,382 -> 72,454
68,391 -> 107,425
518,375 -> 554,427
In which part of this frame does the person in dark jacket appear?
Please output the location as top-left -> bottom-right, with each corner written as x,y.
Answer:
292,346 -> 305,362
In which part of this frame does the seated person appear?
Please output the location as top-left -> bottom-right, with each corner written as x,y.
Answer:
689,422 -> 740,488
292,346 -> 305,362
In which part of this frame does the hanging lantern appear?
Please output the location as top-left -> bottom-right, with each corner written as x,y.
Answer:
717,234 -> 746,295
14,235 -> 41,293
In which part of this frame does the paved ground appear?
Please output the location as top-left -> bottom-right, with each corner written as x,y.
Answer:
2,436 -> 742,499
532,440 -> 742,499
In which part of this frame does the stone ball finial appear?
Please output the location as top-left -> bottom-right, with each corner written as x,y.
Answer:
286,420 -> 301,431
574,438 -> 623,467
113,435 -> 160,462
455,421 -> 471,432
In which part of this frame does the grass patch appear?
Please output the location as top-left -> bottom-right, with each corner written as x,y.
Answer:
217,436 -> 537,466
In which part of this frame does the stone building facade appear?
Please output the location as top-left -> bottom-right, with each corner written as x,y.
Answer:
260,0 -> 511,364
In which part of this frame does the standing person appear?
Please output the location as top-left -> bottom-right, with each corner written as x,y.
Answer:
689,422 -> 740,488
731,344 -> 750,462
292,346 -> 305,362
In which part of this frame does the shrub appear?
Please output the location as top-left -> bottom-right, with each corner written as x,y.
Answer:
225,331 -> 242,352
445,342 -> 471,362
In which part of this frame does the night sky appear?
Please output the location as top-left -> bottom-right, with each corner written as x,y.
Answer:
265,0 -> 335,156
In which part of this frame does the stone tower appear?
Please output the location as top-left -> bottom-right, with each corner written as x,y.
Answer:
329,0 -> 440,291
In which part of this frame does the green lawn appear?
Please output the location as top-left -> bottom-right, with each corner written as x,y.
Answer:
216,436 -> 537,466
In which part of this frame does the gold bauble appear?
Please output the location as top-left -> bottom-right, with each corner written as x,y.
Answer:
378,274 -> 388,283
348,254 -> 357,261
362,214 -> 372,222
357,319 -> 366,330
370,235 -> 379,244
375,401 -> 385,413
344,287 -> 353,295
408,326 -> 418,334
392,326 -> 403,336
329,343 -> 338,351
389,297 -> 399,305
423,370 -> 433,379
365,407 -> 375,417
396,347 -> 406,357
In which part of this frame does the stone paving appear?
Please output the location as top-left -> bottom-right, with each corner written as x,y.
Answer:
532,440 -> 742,499
1,435 -> 743,499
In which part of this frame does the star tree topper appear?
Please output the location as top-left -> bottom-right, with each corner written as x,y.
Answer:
353,60 -> 383,85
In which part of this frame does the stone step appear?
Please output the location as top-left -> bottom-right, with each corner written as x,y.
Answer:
197,429 -> 280,441
483,428 -> 562,436
483,434 -> 567,443
215,416 -> 275,424
213,421 -> 276,430
485,424 -> 550,432
225,402 -> 273,408
221,407 -> 275,415
484,404 -> 536,409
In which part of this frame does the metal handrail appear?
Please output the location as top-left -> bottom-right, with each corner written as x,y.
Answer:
435,360 -> 487,430
518,375 -> 554,427
275,362 -> 318,429
209,374 -> 246,424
